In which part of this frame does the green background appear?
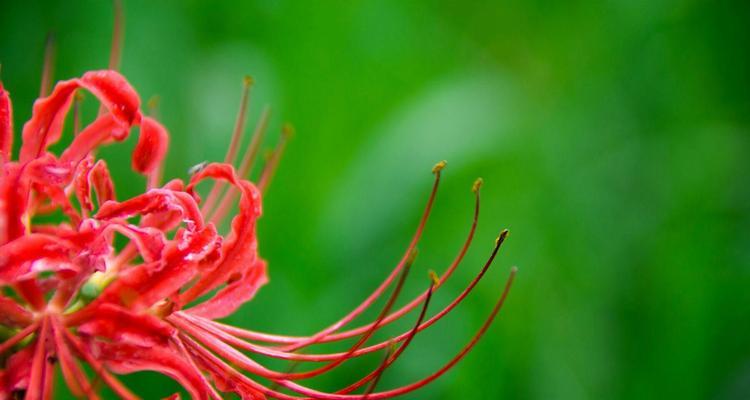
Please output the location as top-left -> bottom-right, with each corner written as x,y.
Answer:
1,0 -> 749,398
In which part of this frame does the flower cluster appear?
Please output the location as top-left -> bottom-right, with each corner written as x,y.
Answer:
0,21 -> 515,400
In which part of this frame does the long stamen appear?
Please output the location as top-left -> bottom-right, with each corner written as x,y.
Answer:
193,166 -> 445,349
204,105 -> 270,225
187,228 -> 504,369
257,122 -> 293,194
361,343 -> 395,399
0,320 -> 40,355
363,265 -> 518,399
201,76 -> 254,215
208,118 -> 287,225
275,162 -> 445,353
204,171 -> 471,351
195,227 -> 508,369
146,96 -> 164,189
39,33 -> 56,97
342,275 -> 436,395
269,255 -> 413,380
72,91 -> 84,135
304,177 -> 482,345
173,240 -> 512,400
173,258 -> 413,381
108,0 -> 124,71
173,336 -> 223,400
279,265 -> 517,400
96,0 -> 124,116
237,105 -> 271,178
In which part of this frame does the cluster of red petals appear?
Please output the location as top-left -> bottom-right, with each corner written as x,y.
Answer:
0,70 -> 515,400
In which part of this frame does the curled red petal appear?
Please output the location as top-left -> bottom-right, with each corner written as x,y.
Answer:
96,225 -> 221,312
132,116 -> 169,174
104,223 -> 165,263
80,70 -> 141,127
0,234 -> 74,284
18,79 -> 77,163
179,163 -> 261,305
59,114 -> 120,165
96,188 -> 205,231
19,70 -> 141,164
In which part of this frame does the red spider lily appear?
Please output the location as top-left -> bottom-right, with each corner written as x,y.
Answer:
0,17 -> 516,400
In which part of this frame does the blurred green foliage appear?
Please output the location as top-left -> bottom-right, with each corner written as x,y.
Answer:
1,0 -> 749,398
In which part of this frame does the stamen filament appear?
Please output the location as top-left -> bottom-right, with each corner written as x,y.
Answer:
276,163 -> 445,353
201,76 -> 254,215
257,122 -> 293,194
204,106 -> 270,224
0,320 -> 40,355
108,0 -> 124,71
339,280 -> 435,395
39,33 -> 56,97
173,259 -> 413,381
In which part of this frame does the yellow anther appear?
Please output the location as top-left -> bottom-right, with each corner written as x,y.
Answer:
432,160 -> 447,174
472,178 -> 484,193
428,270 -> 440,287
495,229 -> 509,246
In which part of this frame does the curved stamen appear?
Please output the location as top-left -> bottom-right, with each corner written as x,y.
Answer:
339,276 -> 436,395
204,217 -> 498,359
204,106 -> 270,223
180,261 -> 508,400
39,33 -> 56,97
171,237 -> 511,400
172,258 -> 413,381
360,265 -> 518,399
201,76 -> 254,215
276,162 -> 445,353
237,105 -> 271,178
173,335 -> 223,400
274,265 -> 517,400
72,91 -> 84,136
257,122 -> 293,194
182,228 -> 505,367
361,344 -> 394,399
108,0 -> 124,71
209,120 -> 291,225
298,178 -> 482,346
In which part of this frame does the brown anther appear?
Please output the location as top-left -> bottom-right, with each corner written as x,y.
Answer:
496,229 -> 509,246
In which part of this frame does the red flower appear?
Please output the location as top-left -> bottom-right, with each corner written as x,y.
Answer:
0,24 -> 516,400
